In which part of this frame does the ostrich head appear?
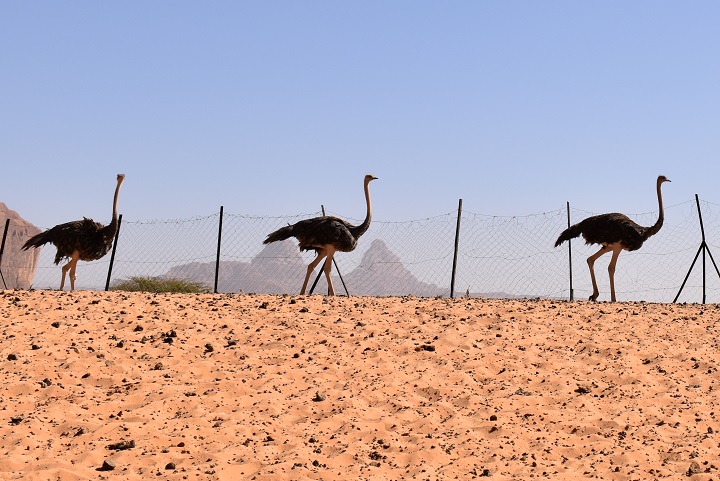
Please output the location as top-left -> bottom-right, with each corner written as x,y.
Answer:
658,175 -> 670,184
365,174 -> 378,183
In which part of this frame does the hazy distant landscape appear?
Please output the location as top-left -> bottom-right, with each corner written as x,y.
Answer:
166,239 -> 454,297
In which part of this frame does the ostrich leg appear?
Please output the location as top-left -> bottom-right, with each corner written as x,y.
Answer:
60,262 -> 71,291
322,247 -> 337,296
607,245 -> 623,302
60,250 -> 80,291
586,245 -> 612,301
301,248 -> 328,295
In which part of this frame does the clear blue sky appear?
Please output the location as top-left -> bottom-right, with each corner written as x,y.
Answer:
2,2 -> 719,229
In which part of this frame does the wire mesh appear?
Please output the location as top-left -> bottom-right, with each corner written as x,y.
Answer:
2,197 -> 720,303
456,208 -> 569,300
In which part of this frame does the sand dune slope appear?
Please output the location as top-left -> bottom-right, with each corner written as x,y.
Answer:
0,290 -> 718,480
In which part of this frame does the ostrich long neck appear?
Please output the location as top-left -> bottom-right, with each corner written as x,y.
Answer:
350,179 -> 373,239
104,179 -> 123,235
644,178 -> 665,239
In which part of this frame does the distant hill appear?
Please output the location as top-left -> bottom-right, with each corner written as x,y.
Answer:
341,239 -> 446,296
165,239 -> 306,294
165,238 -> 448,296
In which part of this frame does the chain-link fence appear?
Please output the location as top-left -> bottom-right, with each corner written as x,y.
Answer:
1,197 -> 719,303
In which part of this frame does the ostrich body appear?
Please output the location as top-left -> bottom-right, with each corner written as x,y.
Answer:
555,175 -> 670,302
23,174 -> 126,291
264,174 -> 377,296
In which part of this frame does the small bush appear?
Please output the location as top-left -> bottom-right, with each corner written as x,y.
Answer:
111,276 -> 210,293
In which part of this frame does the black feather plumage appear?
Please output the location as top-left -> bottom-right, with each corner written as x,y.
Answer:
555,213 -> 649,251
264,215 -> 363,253
23,217 -> 118,264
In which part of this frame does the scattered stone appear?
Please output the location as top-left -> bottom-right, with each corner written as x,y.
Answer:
133,325 -> 144,332
51,321 -> 61,328
204,343 -> 214,353
165,462 -> 176,470
10,416 -> 23,425
7,354 -> 17,361
31,344 -> 40,350
107,439 -> 135,451
98,459 -> 116,471
575,385 -> 592,394
312,392 -> 326,402
687,461 -> 702,475
369,451 -> 385,461
415,344 -> 435,352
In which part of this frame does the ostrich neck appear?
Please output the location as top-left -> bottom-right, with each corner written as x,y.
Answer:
350,180 -> 373,239
645,179 -> 665,239
106,181 -> 123,233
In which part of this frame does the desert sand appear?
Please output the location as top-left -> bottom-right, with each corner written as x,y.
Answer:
0,290 -> 718,480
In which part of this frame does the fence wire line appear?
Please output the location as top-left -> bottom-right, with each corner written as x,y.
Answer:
1,198 -> 719,302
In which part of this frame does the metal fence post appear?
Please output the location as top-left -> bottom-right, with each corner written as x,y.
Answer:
104,214 -> 122,291
567,201 -> 574,301
0,219 -> 10,289
214,206 -> 224,294
674,194 -> 720,303
450,199 -> 462,298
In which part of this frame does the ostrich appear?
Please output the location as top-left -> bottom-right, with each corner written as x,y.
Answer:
264,174 -> 378,296
554,175 -> 670,302
22,174 -> 126,291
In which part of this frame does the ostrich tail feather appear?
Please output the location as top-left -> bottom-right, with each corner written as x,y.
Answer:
554,223 -> 583,247
264,225 -> 294,244
22,230 -> 52,250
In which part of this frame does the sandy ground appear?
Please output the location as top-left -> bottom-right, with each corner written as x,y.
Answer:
0,290 -> 719,480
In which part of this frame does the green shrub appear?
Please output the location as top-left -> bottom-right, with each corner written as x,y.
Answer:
111,276 -> 210,293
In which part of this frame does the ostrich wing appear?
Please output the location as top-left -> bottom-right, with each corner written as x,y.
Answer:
38,218 -> 112,264
578,213 -> 647,251
293,216 -> 358,252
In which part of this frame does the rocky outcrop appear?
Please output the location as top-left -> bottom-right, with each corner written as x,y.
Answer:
165,238 -> 446,296
341,239 -> 446,296
165,239 -> 307,294
0,203 -> 41,289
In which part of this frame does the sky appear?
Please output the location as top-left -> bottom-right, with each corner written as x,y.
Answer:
2,1 -> 720,229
